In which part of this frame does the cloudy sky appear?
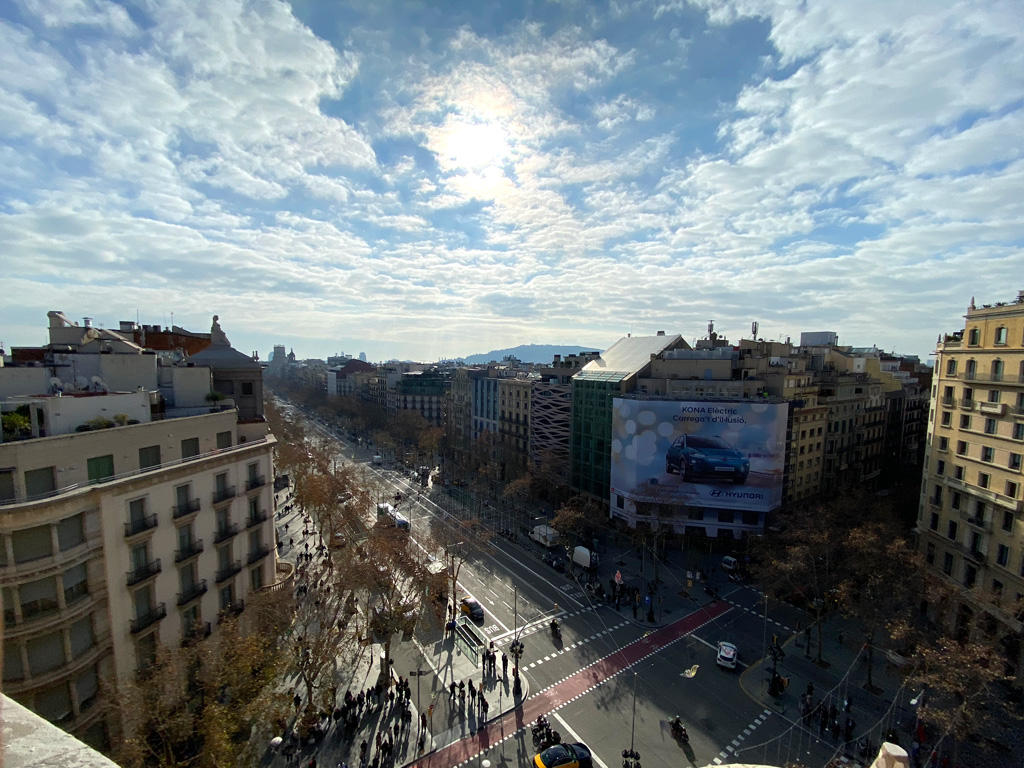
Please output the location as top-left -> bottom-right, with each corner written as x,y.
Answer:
3,0 -> 1023,363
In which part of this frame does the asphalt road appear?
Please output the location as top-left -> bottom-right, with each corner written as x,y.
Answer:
282,405 -> 840,768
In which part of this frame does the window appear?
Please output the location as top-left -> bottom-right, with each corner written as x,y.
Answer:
181,437 -> 200,459
966,359 -> 977,377
936,460 -> 945,476
177,523 -> 194,550
250,565 -> 264,591
942,552 -> 954,576
219,583 -> 235,611
27,631 -> 67,677
35,682 -> 72,724
241,382 -> 254,396
992,360 -> 1004,381
947,520 -> 958,541
1004,511 -> 1015,532
995,326 -> 1008,345
997,545 -> 1010,567
3,640 -> 23,682
941,412 -> 952,427
992,579 -> 1004,599
963,386 -> 974,403
1015,423 -> 1024,441
960,414 -> 971,429
130,543 -> 151,572
926,543 -> 935,565
988,389 -> 1000,403
931,486 -> 942,505
929,512 -> 939,531
217,544 -> 232,571
1010,453 -> 1022,470
69,615 -> 95,658
0,469 -> 14,503
968,327 -> 980,345
248,529 -> 262,555
21,575 -> 59,620
12,525 -> 52,564
136,632 -> 157,672
179,561 -> 198,592
979,472 -> 990,488
86,455 -> 114,484
1008,481 -> 1020,499
955,464 -> 964,480
956,440 -> 968,456
24,466 -> 56,498
981,447 -> 994,463
57,514 -> 84,551
63,563 -> 88,605
939,436 -> 949,451
951,492 -> 961,510
964,564 -> 977,589
75,666 -> 98,711
138,445 -> 161,469
216,431 -> 232,449
718,509 -> 735,524
128,497 -> 148,525
946,359 -> 957,375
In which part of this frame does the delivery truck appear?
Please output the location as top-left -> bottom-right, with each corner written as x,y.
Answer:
529,524 -> 560,549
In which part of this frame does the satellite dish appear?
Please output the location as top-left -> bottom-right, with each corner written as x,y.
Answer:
75,376 -> 89,390
91,376 -> 108,392
49,376 -> 64,393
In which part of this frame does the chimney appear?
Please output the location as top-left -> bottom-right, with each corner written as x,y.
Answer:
83,317 -> 92,328
657,330 -> 665,336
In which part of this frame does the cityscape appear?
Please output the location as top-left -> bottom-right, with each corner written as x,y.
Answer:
4,2 -> 1024,768
2,295 -> 1024,768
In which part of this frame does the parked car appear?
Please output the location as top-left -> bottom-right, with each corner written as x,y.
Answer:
665,434 -> 749,484
460,596 -> 484,621
534,743 -> 593,768
716,641 -> 739,669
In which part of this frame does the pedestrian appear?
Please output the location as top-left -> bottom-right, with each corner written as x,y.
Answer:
468,678 -> 476,704
449,681 -> 456,700
481,696 -> 489,719
502,652 -> 508,678
421,712 -> 427,731
294,692 -> 301,710
632,602 -> 638,619
831,717 -> 841,742
818,706 -> 828,736
844,716 -> 855,743
806,681 -> 814,698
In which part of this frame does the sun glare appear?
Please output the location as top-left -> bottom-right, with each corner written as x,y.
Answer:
435,119 -> 510,173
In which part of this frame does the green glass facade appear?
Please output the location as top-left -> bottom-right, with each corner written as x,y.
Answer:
570,377 -> 623,498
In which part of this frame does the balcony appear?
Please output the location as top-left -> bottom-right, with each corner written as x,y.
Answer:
217,599 -> 245,624
965,516 -> 993,532
215,560 -> 242,583
245,475 -> 266,491
246,509 -> 268,529
181,621 -> 212,648
130,602 -> 167,634
172,498 -> 201,519
213,522 -> 239,544
941,396 -> 955,407
177,579 -> 208,606
124,514 -> 158,538
212,486 -> 236,505
958,398 -> 975,410
126,558 -> 162,587
247,545 -> 271,565
174,538 -> 204,563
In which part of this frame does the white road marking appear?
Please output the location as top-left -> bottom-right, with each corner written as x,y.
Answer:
551,712 -> 611,768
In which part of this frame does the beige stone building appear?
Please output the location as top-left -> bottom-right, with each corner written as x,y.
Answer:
498,376 -> 532,480
0,313 -> 279,750
918,291 -> 1024,674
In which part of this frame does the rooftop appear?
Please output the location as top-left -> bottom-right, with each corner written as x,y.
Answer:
577,334 -> 684,382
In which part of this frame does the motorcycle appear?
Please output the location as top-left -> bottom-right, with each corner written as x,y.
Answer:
550,620 -> 561,640
670,718 -> 689,744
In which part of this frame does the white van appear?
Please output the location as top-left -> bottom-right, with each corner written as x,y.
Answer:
720,556 -> 738,573
568,545 -> 599,569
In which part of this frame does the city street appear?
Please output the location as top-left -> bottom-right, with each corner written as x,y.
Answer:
276,404 -> 916,768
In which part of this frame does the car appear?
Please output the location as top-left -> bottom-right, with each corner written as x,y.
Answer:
665,434 -> 750,484
460,596 -> 484,621
716,641 -> 739,669
534,743 -> 593,768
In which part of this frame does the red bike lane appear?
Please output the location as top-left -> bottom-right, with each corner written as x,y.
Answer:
410,600 -> 733,768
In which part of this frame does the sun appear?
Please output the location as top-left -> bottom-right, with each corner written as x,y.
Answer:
434,118 -> 510,173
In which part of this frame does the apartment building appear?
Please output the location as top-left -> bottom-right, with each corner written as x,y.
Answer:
0,313 -> 277,748
497,377 -> 532,481
918,291 -> 1024,674
529,353 -> 599,480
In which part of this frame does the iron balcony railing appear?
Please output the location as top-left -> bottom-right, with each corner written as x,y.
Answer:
215,560 -> 242,584
174,538 -> 204,563
245,475 -> 266,491
126,558 -> 162,587
130,603 -> 166,634
124,514 -> 158,538
246,509 -> 268,528
212,486 -> 236,504
213,522 -> 239,544
247,545 -> 270,565
172,498 -> 201,519
176,579 -> 208,606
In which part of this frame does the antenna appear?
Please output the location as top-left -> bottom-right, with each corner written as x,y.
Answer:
707,319 -> 714,337
751,321 -> 759,339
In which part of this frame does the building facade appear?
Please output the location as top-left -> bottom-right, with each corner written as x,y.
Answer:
918,292 -> 1024,676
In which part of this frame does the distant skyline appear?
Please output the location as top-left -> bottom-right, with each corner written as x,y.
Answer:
2,1 -> 1023,363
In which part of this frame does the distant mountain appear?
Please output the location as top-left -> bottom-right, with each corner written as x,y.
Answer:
463,344 -> 604,365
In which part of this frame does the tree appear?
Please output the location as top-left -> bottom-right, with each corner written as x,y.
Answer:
836,520 -> 918,692
425,512 -> 493,623
113,591 -> 291,768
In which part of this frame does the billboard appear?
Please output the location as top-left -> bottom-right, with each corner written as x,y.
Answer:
610,399 -> 789,513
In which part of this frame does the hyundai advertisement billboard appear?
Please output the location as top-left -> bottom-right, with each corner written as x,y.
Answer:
610,399 -> 789,513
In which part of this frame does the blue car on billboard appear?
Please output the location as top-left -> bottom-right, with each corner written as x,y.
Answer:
665,435 -> 750,484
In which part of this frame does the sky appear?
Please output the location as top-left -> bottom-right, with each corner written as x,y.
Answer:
2,0 -> 1024,364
